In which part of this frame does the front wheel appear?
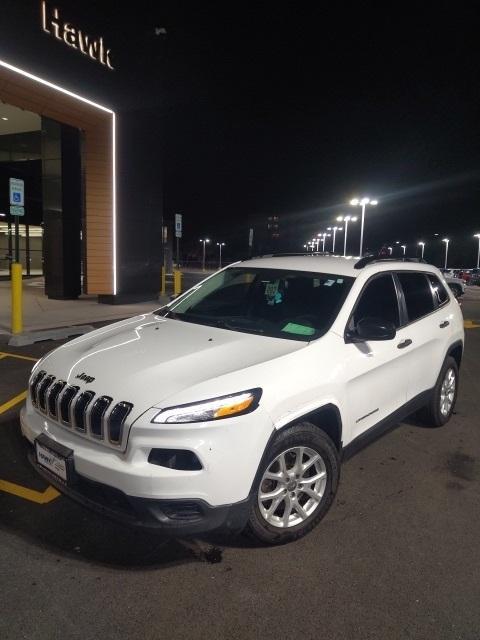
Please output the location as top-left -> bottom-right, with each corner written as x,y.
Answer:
246,423 -> 340,545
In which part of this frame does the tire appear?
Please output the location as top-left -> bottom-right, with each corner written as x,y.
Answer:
419,356 -> 459,427
245,423 -> 340,545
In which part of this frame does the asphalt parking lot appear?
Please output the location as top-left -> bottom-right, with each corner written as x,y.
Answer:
1,291 -> 479,640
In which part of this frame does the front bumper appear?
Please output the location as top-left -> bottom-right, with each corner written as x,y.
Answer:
26,442 -> 251,534
21,401 -> 273,534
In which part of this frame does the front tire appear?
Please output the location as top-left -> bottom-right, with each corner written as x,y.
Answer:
420,356 -> 459,427
246,423 -> 340,545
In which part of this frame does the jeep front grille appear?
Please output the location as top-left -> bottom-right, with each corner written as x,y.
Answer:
29,372 -> 133,449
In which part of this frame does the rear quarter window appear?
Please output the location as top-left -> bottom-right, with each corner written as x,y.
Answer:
427,274 -> 450,306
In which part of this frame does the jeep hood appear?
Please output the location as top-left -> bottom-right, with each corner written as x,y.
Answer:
38,313 -> 306,408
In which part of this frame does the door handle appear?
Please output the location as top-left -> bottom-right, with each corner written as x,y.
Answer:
397,339 -> 412,349
439,320 -> 450,328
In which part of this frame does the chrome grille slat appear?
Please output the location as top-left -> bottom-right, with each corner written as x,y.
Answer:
47,380 -> 66,419
29,370 -> 46,408
30,374 -> 133,450
73,391 -> 95,432
38,375 -> 56,412
89,396 -> 112,439
59,385 -> 80,424
108,402 -> 133,444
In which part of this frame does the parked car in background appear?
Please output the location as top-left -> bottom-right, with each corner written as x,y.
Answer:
444,275 -> 466,298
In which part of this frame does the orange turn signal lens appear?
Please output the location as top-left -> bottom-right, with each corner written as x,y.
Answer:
214,396 -> 254,418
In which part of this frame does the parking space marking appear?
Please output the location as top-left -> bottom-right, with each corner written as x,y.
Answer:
0,390 -> 28,416
464,320 -> 480,329
0,351 -> 38,362
0,478 -> 59,504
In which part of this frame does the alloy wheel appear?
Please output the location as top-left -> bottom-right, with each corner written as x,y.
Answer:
258,446 -> 327,528
440,367 -> 456,416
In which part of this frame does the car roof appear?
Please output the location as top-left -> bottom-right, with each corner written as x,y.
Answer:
235,255 -> 442,278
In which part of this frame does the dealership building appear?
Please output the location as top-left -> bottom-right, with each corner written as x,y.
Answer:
0,1 -> 164,302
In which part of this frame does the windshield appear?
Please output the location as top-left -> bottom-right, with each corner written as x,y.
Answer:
159,267 -> 354,341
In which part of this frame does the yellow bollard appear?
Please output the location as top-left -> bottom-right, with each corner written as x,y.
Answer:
173,269 -> 182,296
160,265 -> 166,296
11,262 -> 23,335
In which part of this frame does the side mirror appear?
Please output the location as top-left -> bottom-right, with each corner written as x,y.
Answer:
347,316 -> 396,342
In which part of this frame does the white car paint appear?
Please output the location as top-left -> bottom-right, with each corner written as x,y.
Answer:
20,256 -> 464,529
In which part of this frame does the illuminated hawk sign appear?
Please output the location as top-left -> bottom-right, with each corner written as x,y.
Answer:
41,1 -> 114,70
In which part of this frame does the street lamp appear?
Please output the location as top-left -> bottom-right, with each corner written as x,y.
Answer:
388,246 -> 393,255
401,244 -> 406,256
199,238 -> 210,271
442,238 -> 449,269
319,232 -> 331,252
337,215 -> 357,256
350,197 -> 378,257
474,234 -> 480,269
418,241 -> 425,260
327,226 -> 343,253
216,242 -> 225,269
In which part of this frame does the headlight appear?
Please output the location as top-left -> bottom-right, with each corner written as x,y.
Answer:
151,388 -> 262,424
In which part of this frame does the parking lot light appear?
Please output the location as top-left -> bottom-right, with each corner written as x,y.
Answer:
216,242 -> 225,269
474,234 -> 480,269
418,241 -> 425,260
350,197 -> 378,257
442,238 -> 450,269
401,244 -> 406,256
337,215 -> 357,256
200,238 -> 210,271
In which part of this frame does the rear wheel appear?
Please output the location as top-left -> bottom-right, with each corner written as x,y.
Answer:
420,356 -> 459,427
246,423 -> 340,545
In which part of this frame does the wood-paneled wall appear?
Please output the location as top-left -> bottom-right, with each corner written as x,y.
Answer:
0,65 -> 114,294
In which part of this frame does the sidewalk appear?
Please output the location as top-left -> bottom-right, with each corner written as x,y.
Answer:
0,277 -> 166,335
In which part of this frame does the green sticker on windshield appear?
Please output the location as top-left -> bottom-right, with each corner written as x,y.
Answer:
281,322 -> 315,336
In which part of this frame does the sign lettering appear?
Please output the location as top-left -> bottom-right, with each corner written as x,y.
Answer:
41,1 -> 114,70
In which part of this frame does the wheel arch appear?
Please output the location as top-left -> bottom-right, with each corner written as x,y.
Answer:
277,403 -> 343,451
447,340 -> 463,369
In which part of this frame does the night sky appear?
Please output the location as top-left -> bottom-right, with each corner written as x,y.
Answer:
150,2 -> 479,266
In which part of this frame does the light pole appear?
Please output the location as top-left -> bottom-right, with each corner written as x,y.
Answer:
337,215 -> 357,256
350,197 -> 378,257
474,234 -> 480,269
442,238 -> 449,269
327,226 -> 343,253
418,241 -> 425,260
199,238 -> 210,271
401,244 -> 406,256
388,246 -> 393,255
216,242 -> 225,269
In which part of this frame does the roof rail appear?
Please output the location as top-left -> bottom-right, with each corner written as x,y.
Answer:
354,256 -> 427,269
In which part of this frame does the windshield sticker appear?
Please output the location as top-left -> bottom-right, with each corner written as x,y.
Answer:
324,279 -> 335,287
281,322 -> 316,336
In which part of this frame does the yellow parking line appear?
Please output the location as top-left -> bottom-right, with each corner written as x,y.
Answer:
464,320 -> 480,329
0,351 -> 38,362
0,479 -> 59,504
0,390 -> 28,415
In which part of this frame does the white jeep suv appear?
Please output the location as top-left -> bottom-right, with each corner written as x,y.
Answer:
20,256 -> 464,544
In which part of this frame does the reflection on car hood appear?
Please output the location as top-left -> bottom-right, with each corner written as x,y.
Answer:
38,313 -> 306,407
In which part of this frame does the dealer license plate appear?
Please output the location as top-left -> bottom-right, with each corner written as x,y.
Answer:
35,438 -> 70,481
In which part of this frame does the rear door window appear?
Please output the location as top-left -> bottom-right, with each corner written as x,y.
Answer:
397,272 -> 435,322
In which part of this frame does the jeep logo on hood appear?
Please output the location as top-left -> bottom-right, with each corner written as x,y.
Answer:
75,372 -> 95,384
